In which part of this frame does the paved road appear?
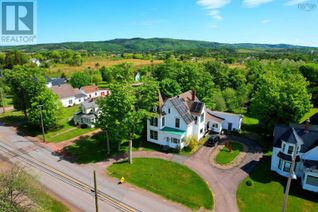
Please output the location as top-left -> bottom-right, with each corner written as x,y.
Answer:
0,123 -> 186,212
185,136 -> 263,212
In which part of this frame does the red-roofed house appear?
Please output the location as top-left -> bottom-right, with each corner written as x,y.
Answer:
80,85 -> 110,99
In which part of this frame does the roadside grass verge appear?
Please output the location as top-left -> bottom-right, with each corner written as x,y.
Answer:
107,158 -> 213,210
237,155 -> 318,212
0,164 -> 69,212
215,141 -> 243,165
0,106 -> 95,143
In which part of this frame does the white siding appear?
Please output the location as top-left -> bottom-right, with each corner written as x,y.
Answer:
210,111 -> 242,131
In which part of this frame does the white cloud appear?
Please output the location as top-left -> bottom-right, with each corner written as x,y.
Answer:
243,0 -> 273,8
261,19 -> 271,24
208,10 -> 223,20
285,0 -> 308,6
197,0 -> 231,9
197,0 -> 231,20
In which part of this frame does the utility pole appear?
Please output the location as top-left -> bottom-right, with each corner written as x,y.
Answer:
129,139 -> 133,164
281,156 -> 296,212
38,105 -> 46,142
282,128 -> 304,212
0,88 -> 5,113
93,170 -> 99,212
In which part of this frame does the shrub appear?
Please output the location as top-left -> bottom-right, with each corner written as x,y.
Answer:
186,136 -> 199,151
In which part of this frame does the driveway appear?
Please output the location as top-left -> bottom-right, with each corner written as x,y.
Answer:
184,136 -> 263,212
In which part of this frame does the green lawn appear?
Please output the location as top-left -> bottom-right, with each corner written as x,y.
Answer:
107,158 -> 213,210
237,155 -> 318,212
299,108 -> 318,124
27,176 -> 69,211
242,114 -> 260,132
215,141 -> 243,165
0,106 -> 95,143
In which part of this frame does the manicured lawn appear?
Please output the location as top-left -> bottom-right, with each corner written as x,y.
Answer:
242,114 -> 260,132
0,107 -> 95,143
237,155 -> 318,212
299,108 -> 318,124
107,158 -> 213,210
215,141 -> 243,165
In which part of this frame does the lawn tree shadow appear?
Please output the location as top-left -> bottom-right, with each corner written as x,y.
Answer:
247,155 -> 318,202
57,133 -> 128,164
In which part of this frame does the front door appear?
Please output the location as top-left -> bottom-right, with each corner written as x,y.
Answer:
228,122 -> 233,131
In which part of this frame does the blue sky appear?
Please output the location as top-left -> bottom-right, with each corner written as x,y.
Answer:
37,0 -> 318,46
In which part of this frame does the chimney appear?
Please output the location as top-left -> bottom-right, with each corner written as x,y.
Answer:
192,90 -> 196,101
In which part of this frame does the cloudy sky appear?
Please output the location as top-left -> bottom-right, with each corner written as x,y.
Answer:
37,0 -> 318,46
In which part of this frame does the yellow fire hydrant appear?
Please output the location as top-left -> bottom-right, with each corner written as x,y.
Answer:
119,176 -> 125,184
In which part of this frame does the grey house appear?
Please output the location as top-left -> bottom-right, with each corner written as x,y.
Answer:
73,100 -> 99,128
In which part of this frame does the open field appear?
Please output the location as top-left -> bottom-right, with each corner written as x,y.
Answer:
237,155 -> 318,212
47,57 -> 162,77
215,141 -> 243,165
107,158 -> 213,210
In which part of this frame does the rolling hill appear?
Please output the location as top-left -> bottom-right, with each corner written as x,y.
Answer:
0,38 -> 316,53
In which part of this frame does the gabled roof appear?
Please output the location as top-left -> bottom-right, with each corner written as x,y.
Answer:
205,111 -> 224,123
45,76 -> 66,86
273,125 -> 318,153
50,84 -> 77,99
81,85 -> 99,93
82,100 -> 97,109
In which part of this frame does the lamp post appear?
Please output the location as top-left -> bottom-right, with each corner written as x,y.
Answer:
281,128 -> 304,212
38,105 -> 46,142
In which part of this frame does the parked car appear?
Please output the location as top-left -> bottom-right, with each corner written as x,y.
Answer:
206,134 -> 220,147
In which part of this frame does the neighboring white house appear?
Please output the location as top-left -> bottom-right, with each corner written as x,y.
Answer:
31,58 -> 41,66
50,84 -> 87,107
73,100 -> 99,128
208,110 -> 242,131
80,85 -> 110,99
147,90 -> 242,149
271,124 -> 318,192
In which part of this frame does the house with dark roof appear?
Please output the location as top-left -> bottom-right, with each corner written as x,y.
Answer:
73,99 -> 99,128
45,76 -> 67,88
271,124 -> 318,192
147,90 -> 242,149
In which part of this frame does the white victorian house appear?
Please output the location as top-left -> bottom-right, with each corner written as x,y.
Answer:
147,90 -> 242,150
271,124 -> 318,192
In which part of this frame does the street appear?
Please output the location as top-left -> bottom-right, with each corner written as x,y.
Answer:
0,123 -> 185,212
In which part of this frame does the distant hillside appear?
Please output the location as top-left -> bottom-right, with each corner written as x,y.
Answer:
0,38 -> 316,53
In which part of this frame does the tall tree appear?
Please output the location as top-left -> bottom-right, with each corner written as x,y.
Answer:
4,65 -> 47,120
251,70 -> 312,131
28,89 -> 62,129
70,72 -> 91,88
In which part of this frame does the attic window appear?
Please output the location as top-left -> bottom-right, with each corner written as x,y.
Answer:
287,146 -> 294,155
168,108 -> 171,114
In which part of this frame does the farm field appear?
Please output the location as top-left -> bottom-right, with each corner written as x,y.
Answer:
47,57 -> 162,77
